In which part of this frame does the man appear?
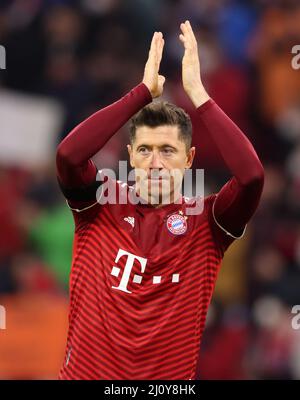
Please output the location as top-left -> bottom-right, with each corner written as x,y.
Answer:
56,21 -> 264,380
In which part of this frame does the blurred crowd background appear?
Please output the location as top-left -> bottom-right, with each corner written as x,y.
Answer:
0,0 -> 299,379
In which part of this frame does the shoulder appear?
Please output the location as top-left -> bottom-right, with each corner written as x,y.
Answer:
66,171 -> 133,225
185,193 -> 242,255
182,193 -> 214,218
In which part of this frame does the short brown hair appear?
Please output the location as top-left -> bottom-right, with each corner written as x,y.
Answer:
129,101 -> 192,151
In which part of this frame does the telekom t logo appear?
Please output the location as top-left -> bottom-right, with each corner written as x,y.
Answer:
111,249 -> 147,293
111,248 -> 180,293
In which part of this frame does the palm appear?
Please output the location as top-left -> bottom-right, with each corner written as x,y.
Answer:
179,21 -> 202,93
143,32 -> 165,98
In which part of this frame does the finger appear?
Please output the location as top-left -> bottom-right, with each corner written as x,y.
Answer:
179,33 -> 187,46
184,20 -> 197,46
148,32 -> 158,57
151,33 -> 163,70
156,36 -> 164,66
158,75 -> 165,86
179,35 -> 189,51
180,21 -> 195,47
180,22 -> 189,37
149,32 -> 162,66
179,27 -> 192,51
180,22 -> 193,48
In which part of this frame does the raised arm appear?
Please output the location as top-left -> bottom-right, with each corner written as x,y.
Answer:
56,31 -> 165,195
179,20 -> 264,240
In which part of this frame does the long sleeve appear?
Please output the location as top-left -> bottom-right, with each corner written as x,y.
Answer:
56,82 -> 152,191
190,99 -> 264,241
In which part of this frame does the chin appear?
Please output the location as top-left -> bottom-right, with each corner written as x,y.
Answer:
151,189 -> 173,205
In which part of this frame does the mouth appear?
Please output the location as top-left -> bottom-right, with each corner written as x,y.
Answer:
148,176 -> 164,180
147,171 -> 169,180
147,176 -> 170,184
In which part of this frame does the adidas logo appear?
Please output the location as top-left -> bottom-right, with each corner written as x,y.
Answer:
124,216 -> 135,228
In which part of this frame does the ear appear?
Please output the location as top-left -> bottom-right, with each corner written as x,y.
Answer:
186,146 -> 195,169
127,144 -> 135,168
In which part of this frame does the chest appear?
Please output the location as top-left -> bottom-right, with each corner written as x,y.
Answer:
73,205 -> 219,299
91,203 -> 213,265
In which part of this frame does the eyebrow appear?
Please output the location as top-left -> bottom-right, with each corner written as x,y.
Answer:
136,144 -> 178,151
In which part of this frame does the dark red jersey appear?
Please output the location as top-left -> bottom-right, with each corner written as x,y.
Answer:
58,176 -> 241,380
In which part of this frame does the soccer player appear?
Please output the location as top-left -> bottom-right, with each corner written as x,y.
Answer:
56,21 -> 264,380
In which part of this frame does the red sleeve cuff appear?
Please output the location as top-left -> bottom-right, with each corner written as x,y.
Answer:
196,98 -> 215,114
135,82 -> 153,105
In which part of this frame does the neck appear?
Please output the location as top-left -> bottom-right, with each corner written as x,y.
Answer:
134,185 -> 182,208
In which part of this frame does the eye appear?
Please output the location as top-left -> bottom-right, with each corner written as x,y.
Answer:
138,147 -> 150,155
161,147 -> 175,155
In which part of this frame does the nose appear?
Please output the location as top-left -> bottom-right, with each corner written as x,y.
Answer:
149,150 -> 163,169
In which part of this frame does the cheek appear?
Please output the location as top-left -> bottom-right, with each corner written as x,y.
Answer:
131,154 -> 149,169
166,155 -> 187,169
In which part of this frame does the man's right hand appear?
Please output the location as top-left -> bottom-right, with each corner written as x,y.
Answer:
142,31 -> 165,99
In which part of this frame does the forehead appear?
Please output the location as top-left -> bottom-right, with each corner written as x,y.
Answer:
134,125 -> 181,146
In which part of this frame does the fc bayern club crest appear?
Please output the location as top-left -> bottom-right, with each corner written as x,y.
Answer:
166,214 -> 187,235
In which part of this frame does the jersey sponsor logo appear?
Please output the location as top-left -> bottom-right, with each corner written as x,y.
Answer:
166,214 -> 187,235
111,249 -> 180,294
111,249 -> 147,294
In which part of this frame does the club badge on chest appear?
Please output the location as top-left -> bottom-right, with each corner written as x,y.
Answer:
166,210 -> 188,235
